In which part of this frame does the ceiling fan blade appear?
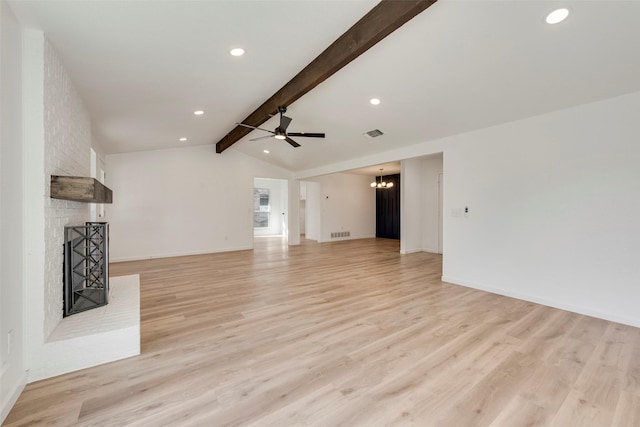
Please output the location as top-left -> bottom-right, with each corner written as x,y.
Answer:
236,122 -> 274,134
284,137 -> 301,148
249,135 -> 275,142
286,132 -> 325,138
280,115 -> 292,131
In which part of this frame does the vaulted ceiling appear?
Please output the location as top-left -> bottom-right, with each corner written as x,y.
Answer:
9,0 -> 640,173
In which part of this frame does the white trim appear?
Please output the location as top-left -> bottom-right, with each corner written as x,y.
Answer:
400,248 -> 423,254
441,276 -> 640,329
1,371 -> 27,424
422,247 -> 440,254
400,248 -> 440,255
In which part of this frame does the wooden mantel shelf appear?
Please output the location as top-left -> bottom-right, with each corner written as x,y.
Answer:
50,175 -> 113,204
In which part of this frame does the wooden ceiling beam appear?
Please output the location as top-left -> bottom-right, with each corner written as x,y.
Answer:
215,0 -> 438,153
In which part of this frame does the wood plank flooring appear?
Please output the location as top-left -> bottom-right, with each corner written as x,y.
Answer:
5,237 -> 640,426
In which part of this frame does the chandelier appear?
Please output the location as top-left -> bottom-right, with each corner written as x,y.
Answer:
370,168 -> 394,189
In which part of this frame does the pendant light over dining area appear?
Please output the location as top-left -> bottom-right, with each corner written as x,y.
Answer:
370,168 -> 394,189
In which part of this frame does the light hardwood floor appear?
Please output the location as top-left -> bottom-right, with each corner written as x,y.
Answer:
5,237 -> 640,426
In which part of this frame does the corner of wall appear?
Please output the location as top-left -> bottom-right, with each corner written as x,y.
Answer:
22,26 -> 47,381
1,2 -> 28,422
42,37 -> 92,339
0,372 -> 27,424
22,30 -> 94,383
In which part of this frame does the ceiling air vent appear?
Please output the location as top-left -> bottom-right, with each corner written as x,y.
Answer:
363,129 -> 384,138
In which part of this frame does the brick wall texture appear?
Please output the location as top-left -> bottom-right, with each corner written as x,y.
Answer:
43,39 -> 91,339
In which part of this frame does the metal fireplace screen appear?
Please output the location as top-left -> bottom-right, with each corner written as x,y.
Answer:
63,222 -> 109,316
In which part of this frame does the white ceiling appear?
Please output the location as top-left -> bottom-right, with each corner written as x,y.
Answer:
9,0 -> 640,174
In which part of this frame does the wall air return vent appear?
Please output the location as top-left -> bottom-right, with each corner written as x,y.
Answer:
363,129 -> 384,138
331,231 -> 350,238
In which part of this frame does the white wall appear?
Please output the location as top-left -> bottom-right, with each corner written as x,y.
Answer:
105,145 -> 291,261
306,173 -> 375,242
401,159 -> 422,253
299,200 -> 306,234
1,21 -> 95,418
90,136 -> 108,221
420,154 -> 443,253
401,154 -> 443,254
287,179 -> 300,245
42,37 -> 91,339
303,181 -> 321,241
253,177 -> 287,237
21,32 -> 93,382
442,91 -> 640,327
0,1 -> 26,420
22,28 -> 46,389
280,179 -> 289,238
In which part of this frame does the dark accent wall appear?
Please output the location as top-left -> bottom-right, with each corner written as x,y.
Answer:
376,174 -> 400,240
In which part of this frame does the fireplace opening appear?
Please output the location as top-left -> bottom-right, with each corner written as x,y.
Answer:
63,222 -> 109,317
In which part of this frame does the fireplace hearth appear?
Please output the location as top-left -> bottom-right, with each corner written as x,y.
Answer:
63,222 -> 109,316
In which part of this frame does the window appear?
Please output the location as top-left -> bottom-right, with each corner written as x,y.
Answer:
253,188 -> 270,228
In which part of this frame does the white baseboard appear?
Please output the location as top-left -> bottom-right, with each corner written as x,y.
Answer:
422,247 -> 441,254
441,275 -> 640,328
400,248 -> 423,254
110,245 -> 253,263
400,248 -> 441,255
1,371 -> 26,424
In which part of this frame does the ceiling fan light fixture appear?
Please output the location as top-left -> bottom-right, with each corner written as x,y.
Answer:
274,128 -> 286,140
237,106 -> 324,148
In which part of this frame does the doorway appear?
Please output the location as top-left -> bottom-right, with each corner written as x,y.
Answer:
376,174 -> 401,239
399,154 -> 443,255
299,182 -> 306,237
253,178 -> 288,239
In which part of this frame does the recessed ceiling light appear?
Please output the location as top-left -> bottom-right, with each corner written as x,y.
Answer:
194,110 -> 204,116
370,98 -> 381,105
230,48 -> 245,57
546,8 -> 569,24
179,137 -> 187,142
263,150 -> 270,154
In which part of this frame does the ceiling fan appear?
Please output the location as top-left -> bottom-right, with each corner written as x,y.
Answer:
236,106 -> 325,148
